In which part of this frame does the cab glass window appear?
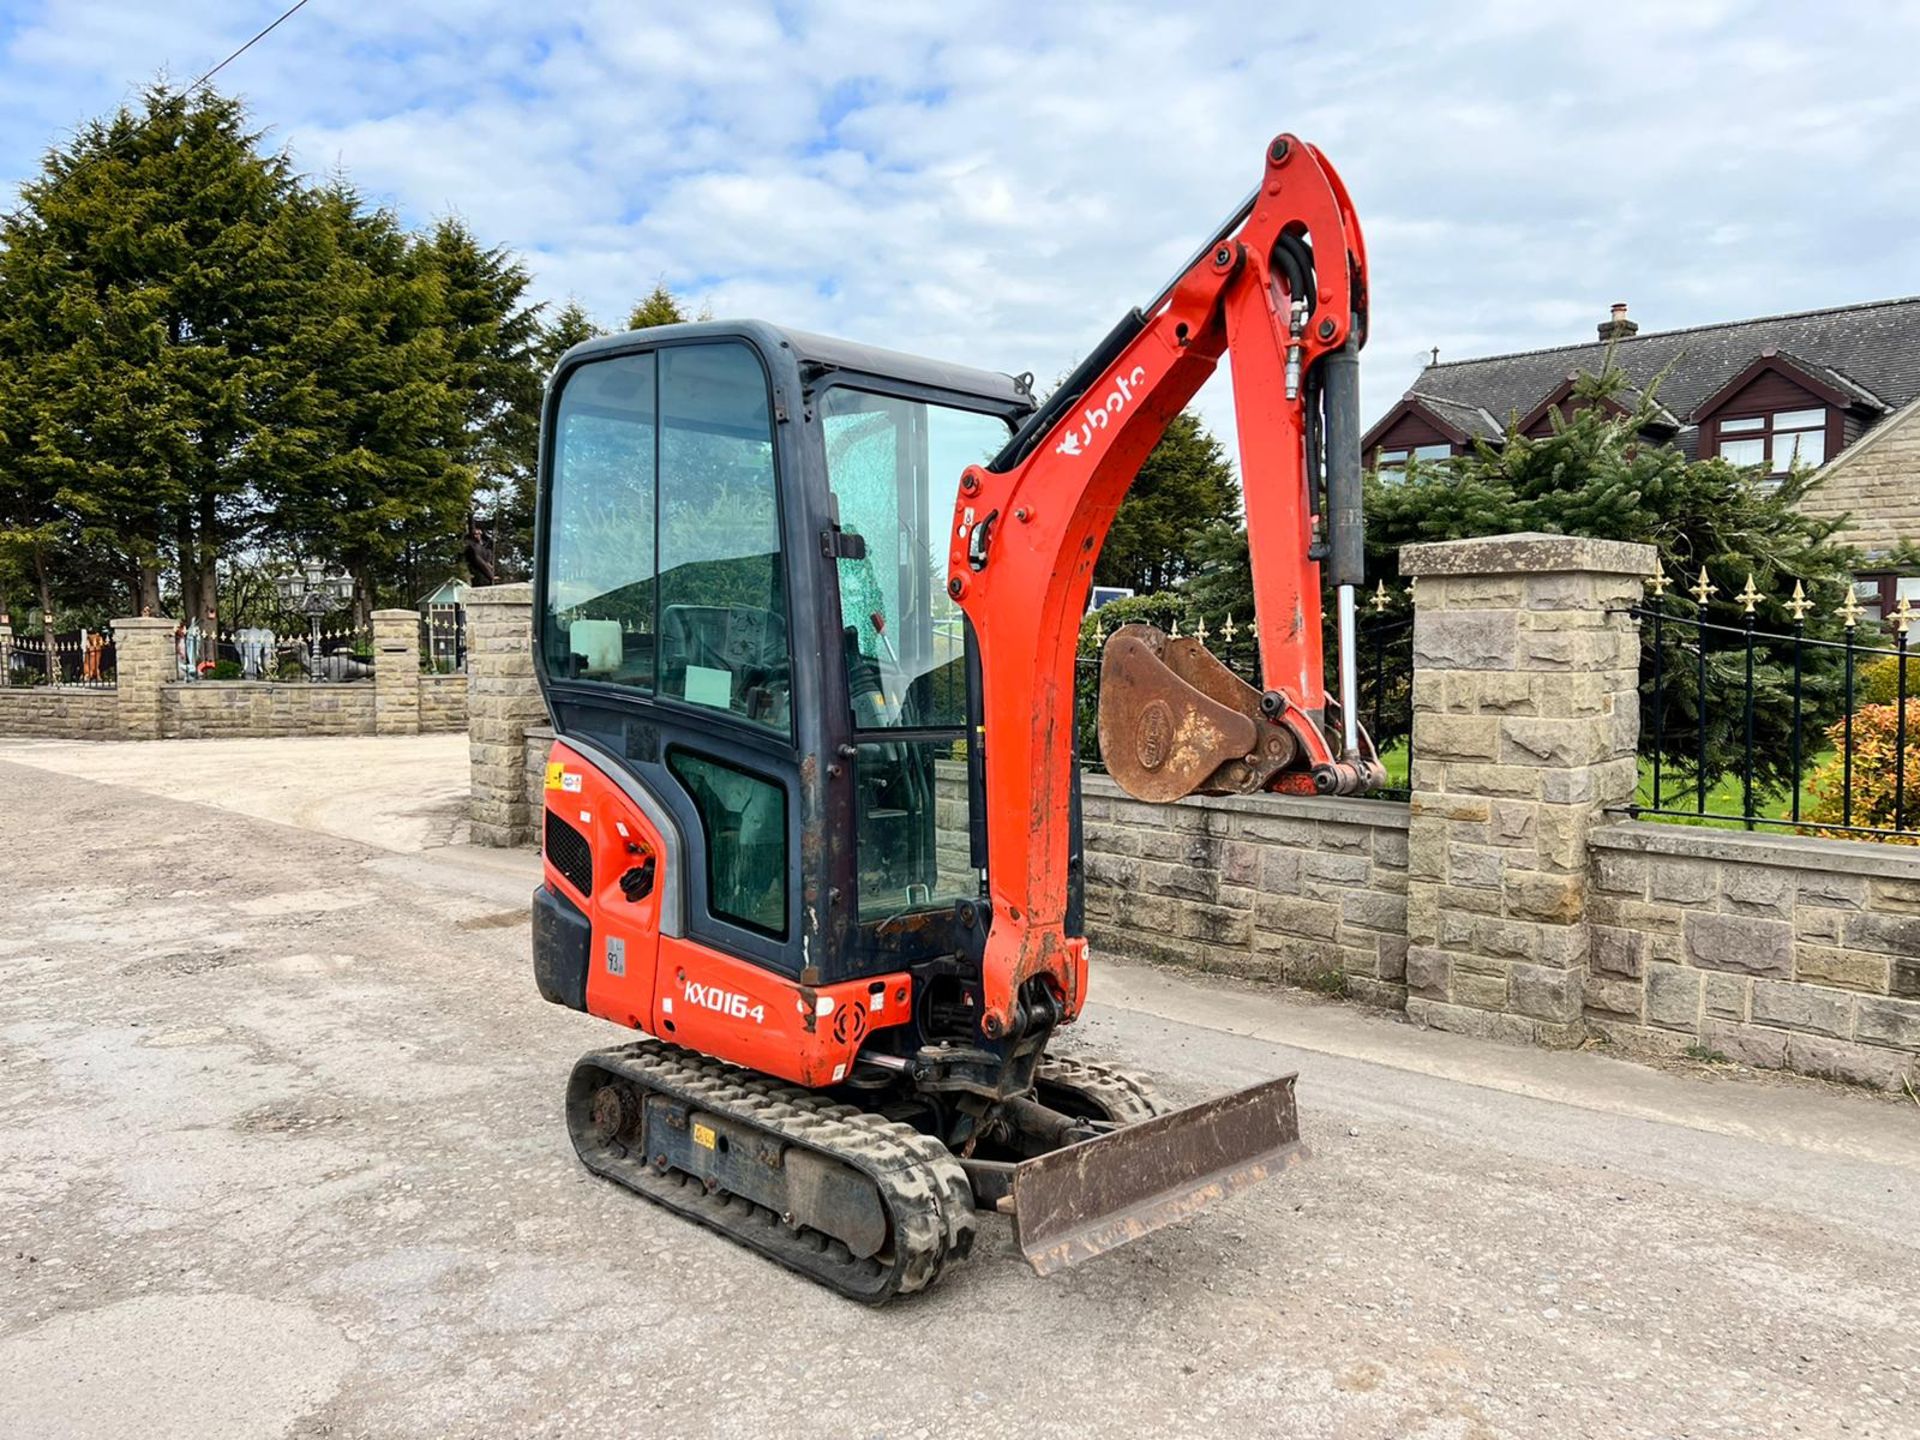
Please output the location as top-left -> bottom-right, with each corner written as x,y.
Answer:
820,388 -> 1009,729
541,353 -> 657,688
657,344 -> 790,733
669,750 -> 788,937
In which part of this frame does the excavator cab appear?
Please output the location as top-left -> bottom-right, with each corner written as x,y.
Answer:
533,325 -> 1035,1021
533,136 -> 1370,1300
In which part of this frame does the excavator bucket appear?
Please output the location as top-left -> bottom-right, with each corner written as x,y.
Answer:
1097,624 -> 1299,802
1009,1075 -> 1307,1276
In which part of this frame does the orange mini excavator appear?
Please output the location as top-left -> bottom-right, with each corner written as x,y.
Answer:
530,135 -> 1381,1300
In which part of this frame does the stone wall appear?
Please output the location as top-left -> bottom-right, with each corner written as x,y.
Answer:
1082,775 -> 1410,1006
487,530 -> 1920,1091
467,584 -> 547,847
1586,823 -> 1920,1087
160,683 -> 376,739
1799,395 -> 1920,555
0,611 -> 466,742
420,674 -> 469,732
1400,534 -> 1648,1047
0,687 -> 120,739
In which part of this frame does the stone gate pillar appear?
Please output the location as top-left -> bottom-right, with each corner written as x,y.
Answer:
372,608 -> 422,736
1399,533 -> 1653,1044
112,616 -> 178,740
465,583 -> 547,847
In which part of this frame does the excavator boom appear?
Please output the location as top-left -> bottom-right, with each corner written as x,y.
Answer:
947,134 -> 1380,1040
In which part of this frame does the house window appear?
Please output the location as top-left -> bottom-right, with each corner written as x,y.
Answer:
1846,573 -> 1920,629
1376,442 -> 1451,478
1715,408 -> 1827,473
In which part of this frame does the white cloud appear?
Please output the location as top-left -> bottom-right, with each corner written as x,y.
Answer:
4,0 -> 1920,459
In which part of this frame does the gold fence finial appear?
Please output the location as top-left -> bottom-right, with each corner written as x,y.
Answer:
1737,574 -> 1762,615
1690,567 -> 1718,605
1837,586 -> 1864,629
1221,612 -> 1237,643
1646,568 -> 1670,597
1896,596 -> 1917,638
1787,580 -> 1811,621
1372,579 -> 1390,613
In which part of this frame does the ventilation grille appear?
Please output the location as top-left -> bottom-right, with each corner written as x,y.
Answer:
545,809 -> 594,898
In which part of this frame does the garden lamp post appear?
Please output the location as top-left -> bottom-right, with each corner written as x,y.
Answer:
274,565 -> 354,682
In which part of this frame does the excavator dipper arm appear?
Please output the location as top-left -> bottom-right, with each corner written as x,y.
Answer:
946,135 -> 1378,1039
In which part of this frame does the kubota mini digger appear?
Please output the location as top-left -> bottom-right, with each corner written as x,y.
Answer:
530,134 -> 1381,1300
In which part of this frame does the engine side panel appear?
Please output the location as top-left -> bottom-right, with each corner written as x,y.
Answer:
657,936 -> 911,1089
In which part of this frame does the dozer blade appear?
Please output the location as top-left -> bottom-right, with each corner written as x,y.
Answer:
1010,1074 -> 1306,1276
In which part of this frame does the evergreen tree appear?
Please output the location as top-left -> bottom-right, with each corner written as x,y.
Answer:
416,218 -> 543,586
1365,368 -> 1859,790
0,86 -> 305,622
483,300 -> 607,576
536,300 -> 603,370
1095,411 -> 1240,595
263,184 -> 469,626
625,282 -> 706,331
0,85 -> 564,626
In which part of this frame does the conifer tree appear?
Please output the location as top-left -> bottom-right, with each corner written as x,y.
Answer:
262,184 -> 469,626
1094,412 -> 1241,596
1364,369 -> 1857,790
417,218 -> 543,582
0,86 -> 303,620
625,282 -> 707,331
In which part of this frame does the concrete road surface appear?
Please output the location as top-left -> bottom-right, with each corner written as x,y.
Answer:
1,736 -> 1917,1439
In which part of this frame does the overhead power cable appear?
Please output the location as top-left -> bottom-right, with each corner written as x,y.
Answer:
186,0 -> 318,95
1,0 -> 320,218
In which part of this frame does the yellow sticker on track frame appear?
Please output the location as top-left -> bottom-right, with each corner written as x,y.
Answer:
544,761 -> 565,790
692,1122 -> 717,1151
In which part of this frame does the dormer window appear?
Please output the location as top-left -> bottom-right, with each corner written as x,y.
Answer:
1715,407 -> 1827,473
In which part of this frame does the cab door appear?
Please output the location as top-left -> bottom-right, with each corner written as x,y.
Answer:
536,333 -> 826,1030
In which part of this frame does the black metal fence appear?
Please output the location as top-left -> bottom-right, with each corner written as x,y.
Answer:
423,603 -> 467,673
1628,577 -> 1920,842
179,624 -> 374,682
1,631 -> 117,688
1074,595 -> 1414,799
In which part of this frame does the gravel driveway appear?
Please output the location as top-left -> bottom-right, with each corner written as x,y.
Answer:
2,738 -> 1916,1438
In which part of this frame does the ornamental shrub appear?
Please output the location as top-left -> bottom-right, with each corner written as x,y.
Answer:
1852,652 -> 1920,707
1802,699 -> 1920,844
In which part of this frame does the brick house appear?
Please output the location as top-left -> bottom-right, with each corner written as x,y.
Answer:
1363,297 -> 1920,616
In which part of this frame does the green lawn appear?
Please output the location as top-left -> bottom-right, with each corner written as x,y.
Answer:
1378,737 -> 1410,791
1633,752 -> 1828,833
1371,737 -> 1826,832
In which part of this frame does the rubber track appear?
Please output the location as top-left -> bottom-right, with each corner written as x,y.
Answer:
568,1040 -> 975,1304
1035,1054 -> 1172,1124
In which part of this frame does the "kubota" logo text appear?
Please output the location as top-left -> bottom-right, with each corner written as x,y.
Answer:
1055,365 -> 1148,458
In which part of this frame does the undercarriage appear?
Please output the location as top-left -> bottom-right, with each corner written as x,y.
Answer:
568,1042 -> 1304,1302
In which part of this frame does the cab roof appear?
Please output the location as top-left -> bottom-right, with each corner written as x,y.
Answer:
557,319 -> 1036,413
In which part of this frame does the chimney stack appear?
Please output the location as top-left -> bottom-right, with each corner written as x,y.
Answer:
1597,301 -> 1639,342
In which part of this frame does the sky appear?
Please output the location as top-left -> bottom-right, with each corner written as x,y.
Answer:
2,0 -> 1919,453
